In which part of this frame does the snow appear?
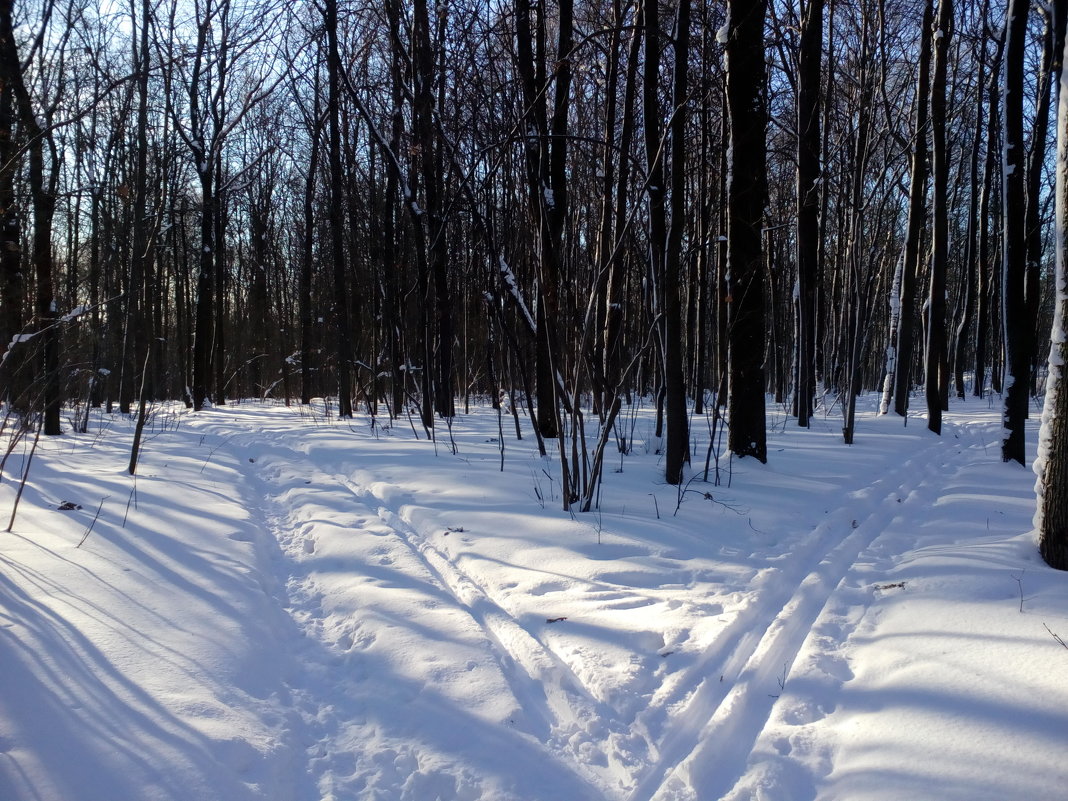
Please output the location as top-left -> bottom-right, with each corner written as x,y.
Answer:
60,305 -> 89,323
0,396 -> 1065,801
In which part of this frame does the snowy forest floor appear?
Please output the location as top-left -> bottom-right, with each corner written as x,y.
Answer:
0,393 -> 1066,801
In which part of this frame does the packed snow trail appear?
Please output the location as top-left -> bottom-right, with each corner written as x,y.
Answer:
634,415 -> 982,800
181,399 -> 1066,801
2,398 -> 1065,801
192,409 -> 613,800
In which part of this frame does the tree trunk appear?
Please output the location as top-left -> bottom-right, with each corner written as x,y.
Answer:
0,0 -> 60,434
1027,5 -> 1068,397
326,0 -> 353,417
975,25 -> 1003,399
515,0 -> 570,440
0,77 -> 22,408
925,0 -> 952,434
662,0 -> 691,484
726,0 -> 768,463
1002,0 -> 1029,465
191,154 -> 215,411
1036,0 -> 1068,571
300,120 -> 320,406
891,0 -> 933,419
796,0 -> 823,428
954,0 -> 988,401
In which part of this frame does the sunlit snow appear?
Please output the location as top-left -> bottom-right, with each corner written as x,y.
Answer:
0,395 -> 1065,801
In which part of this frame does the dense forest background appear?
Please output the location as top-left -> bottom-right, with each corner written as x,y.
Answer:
1,0 -> 1068,563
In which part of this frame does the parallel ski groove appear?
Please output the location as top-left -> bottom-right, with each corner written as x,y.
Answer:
630,420 -> 976,801
342,476 -> 640,795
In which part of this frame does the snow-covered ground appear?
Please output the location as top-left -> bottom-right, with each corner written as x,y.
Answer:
1,395 -> 1065,801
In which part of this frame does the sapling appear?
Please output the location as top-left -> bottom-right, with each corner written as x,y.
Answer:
6,414 -> 42,532
123,478 -> 138,528
496,397 -> 505,472
76,496 -> 109,548
0,405 -> 31,480
1010,570 -> 1025,613
674,471 -> 747,517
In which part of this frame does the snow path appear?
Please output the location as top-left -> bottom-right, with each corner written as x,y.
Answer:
3,399 -> 1064,801
192,410 -> 611,800
640,416 -> 981,800
179,400 -> 1065,801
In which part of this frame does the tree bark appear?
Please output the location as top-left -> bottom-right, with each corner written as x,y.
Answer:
663,0 -> 691,484
0,0 -> 60,434
726,0 -> 768,463
796,0 -> 823,429
326,0 -> 353,417
925,0 -> 952,434
891,0 -> 933,419
975,23 -> 1003,399
0,76 -> 21,407
1036,0 -> 1068,571
1002,0 -> 1029,465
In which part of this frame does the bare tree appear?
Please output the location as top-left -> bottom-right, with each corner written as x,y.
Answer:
885,0 -> 933,419
1035,0 -> 1068,571
795,0 -> 823,428
0,0 -> 62,434
925,0 -> 952,434
726,0 -> 768,462
1002,0 -> 1029,464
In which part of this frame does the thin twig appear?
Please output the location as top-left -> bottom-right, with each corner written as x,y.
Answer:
1045,624 -> 1068,651
76,496 -> 109,548
1010,570 -> 1025,613
6,416 -> 42,532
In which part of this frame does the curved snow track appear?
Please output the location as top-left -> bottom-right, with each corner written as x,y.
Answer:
631,418 -> 983,801
181,402 -> 1061,801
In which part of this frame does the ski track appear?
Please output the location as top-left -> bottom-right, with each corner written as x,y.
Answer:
631,418 -> 983,801
339,476 -> 647,791
204,416 -> 612,800
193,409 -> 992,801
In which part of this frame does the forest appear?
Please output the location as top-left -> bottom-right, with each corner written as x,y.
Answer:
1,0 -> 1067,567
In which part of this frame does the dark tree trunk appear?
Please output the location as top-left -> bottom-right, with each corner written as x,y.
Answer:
725,0 -> 768,463
515,0 -> 571,440
413,0 -> 452,420
213,164 -> 227,407
975,25 -> 1003,399
1002,0 -> 1029,465
925,0 -> 952,434
1027,4 -> 1068,394
892,0 -> 933,419
795,0 -> 823,429
300,110 -> 320,406
954,0 -> 989,401
129,0 -> 152,406
192,164 -> 214,412
326,0 -> 353,417
0,77 -> 22,408
0,0 -> 60,434
662,0 -> 691,484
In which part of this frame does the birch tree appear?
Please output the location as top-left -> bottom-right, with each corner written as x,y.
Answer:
1036,0 -> 1068,571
